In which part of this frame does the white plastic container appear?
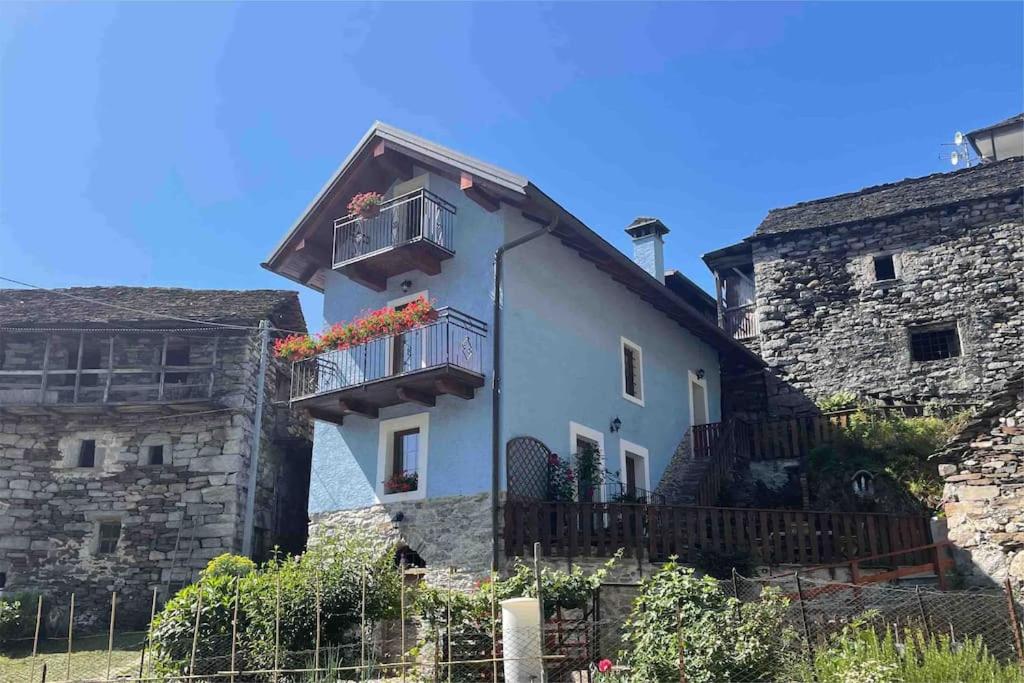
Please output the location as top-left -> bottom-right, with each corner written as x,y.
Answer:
500,596 -> 543,682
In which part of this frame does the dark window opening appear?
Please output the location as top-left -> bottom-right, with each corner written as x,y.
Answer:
394,545 -> 427,569
575,437 -> 600,502
910,327 -> 961,362
164,338 -> 190,385
97,521 -> 121,555
624,454 -> 637,497
623,343 -> 641,400
0,571 -> 7,589
147,445 -> 164,466
78,439 -> 97,468
79,342 -> 103,388
873,254 -> 897,281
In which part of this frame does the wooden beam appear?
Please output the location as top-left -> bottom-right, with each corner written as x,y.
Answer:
338,400 -> 379,419
460,173 -> 500,212
397,386 -> 436,407
308,408 -> 343,426
435,377 -> 474,400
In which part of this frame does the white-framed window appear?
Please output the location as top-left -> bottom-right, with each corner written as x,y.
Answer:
377,413 -> 429,502
618,440 -> 651,502
620,337 -> 645,406
569,421 -> 606,502
387,291 -> 429,376
688,370 -> 709,427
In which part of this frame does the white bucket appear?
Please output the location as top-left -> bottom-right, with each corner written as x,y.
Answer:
500,596 -> 543,682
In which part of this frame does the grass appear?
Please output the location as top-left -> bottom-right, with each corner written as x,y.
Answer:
0,632 -> 146,683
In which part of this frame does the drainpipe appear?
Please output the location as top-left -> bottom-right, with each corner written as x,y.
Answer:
492,217 -> 559,571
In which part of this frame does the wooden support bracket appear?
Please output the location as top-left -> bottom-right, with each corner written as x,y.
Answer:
435,377 -> 474,400
397,386 -> 436,407
460,173 -> 500,212
338,400 -> 379,420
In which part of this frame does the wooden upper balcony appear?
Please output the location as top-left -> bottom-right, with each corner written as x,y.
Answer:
0,331 -> 220,413
332,188 -> 456,291
723,304 -> 758,340
290,307 -> 486,424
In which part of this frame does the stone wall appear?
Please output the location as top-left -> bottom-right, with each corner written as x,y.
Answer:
0,330 -> 311,630
939,373 -> 1024,591
749,192 -> 1023,415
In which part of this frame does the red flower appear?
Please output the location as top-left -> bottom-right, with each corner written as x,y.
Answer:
597,659 -> 613,673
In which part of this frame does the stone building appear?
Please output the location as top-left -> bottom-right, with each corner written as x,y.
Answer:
938,372 -> 1024,591
705,125 -> 1023,415
0,287 -> 312,626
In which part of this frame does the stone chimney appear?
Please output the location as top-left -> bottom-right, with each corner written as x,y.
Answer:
625,217 -> 670,283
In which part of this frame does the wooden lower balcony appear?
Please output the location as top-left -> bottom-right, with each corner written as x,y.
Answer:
333,188 -> 456,292
291,308 -> 486,425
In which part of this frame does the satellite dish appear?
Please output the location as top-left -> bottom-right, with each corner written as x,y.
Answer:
954,131 -> 964,146
951,151 -> 960,166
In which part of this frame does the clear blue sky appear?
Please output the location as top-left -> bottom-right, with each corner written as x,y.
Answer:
1,2 -> 1021,328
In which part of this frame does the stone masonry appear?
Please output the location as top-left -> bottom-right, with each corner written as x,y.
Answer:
939,373 -> 1024,591
0,288 -> 312,630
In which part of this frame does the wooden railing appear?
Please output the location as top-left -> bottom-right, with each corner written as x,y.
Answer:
723,304 -> 758,340
503,500 -> 933,567
796,541 -> 955,594
689,418 -> 752,506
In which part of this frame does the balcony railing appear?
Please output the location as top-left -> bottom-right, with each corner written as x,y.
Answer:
290,307 -> 486,405
724,303 -> 758,340
332,188 -> 456,286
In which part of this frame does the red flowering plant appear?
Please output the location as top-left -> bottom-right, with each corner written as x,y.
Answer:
383,470 -> 418,495
272,297 -> 438,360
347,191 -> 384,219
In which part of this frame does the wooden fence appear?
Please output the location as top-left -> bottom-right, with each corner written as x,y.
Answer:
503,500 -> 933,567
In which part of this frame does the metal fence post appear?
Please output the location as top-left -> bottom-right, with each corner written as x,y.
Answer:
534,541 -> 546,683
676,604 -> 687,683
230,579 -> 240,683
106,591 -> 117,680
914,586 -> 932,638
139,587 -> 158,680
65,593 -> 75,682
1004,578 -> 1024,664
446,567 -> 454,683
795,573 -> 816,669
400,560 -> 407,683
28,595 -> 42,683
490,565 -> 499,683
360,564 -> 367,672
314,568 -> 322,683
273,570 -> 282,683
189,588 -> 204,676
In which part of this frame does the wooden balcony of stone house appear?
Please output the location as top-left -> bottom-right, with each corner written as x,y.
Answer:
0,328 -> 243,415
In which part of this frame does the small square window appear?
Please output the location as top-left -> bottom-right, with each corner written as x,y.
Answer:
379,414 -> 428,500
873,254 -> 897,281
621,338 -> 644,405
910,327 -> 961,362
97,521 -> 121,555
147,445 -> 164,466
78,440 -> 97,468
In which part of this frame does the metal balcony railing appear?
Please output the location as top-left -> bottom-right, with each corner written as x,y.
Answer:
290,307 -> 486,401
332,188 -> 456,268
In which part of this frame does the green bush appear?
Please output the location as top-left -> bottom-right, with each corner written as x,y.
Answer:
796,619 -> 1024,683
0,598 -> 23,648
149,534 -> 400,676
201,553 -> 257,579
818,391 -> 859,413
619,560 -> 794,683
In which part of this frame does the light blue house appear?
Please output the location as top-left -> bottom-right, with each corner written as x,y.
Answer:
263,123 -> 760,575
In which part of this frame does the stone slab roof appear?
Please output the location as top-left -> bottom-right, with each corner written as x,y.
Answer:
0,287 -> 306,332
755,156 -> 1023,237
933,370 -> 1023,463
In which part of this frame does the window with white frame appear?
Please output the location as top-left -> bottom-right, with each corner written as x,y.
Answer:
620,337 -> 644,405
378,413 -> 429,501
618,440 -> 651,503
569,421 -> 605,502
688,370 -> 709,426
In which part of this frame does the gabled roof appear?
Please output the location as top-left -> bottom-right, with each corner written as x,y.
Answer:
753,156 -> 1023,237
0,287 -> 306,332
263,122 -> 762,367
967,113 -> 1023,138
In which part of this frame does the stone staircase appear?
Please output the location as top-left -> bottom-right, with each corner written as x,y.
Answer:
656,421 -> 737,505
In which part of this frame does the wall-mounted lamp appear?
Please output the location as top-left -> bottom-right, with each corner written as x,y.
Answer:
400,279 -> 413,293
610,417 -> 622,433
696,368 -> 706,380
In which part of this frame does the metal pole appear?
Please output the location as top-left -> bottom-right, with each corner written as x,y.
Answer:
274,570 -> 281,683
1005,578 -> 1024,664
914,586 -> 932,638
189,588 -> 204,676
314,569 -> 322,683
795,573 -> 816,671
677,605 -> 687,683
400,562 -> 407,683
139,587 -> 158,679
106,592 -> 117,680
65,594 -> 74,682
230,578 -> 241,683
446,567 -> 453,683
490,565 -> 498,683
360,564 -> 367,670
533,542 -> 546,683
28,595 -> 42,683
242,319 -> 271,557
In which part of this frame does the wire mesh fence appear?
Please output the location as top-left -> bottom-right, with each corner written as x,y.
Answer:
4,567 -> 1024,682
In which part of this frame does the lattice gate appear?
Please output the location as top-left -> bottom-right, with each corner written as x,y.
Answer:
505,435 -> 552,501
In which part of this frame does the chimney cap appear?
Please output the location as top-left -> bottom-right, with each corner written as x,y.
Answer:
625,217 -> 670,238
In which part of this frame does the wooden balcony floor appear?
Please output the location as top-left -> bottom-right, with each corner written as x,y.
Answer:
294,364 -> 484,425
336,239 -> 454,292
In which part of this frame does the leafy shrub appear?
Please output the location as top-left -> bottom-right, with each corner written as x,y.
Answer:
619,560 -> 794,683
796,620 -> 1024,683
818,391 -> 859,413
149,534 -> 399,676
0,598 -> 23,648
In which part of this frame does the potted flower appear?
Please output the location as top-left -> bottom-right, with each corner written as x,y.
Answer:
347,191 -> 384,219
272,333 -> 323,362
384,470 -> 418,494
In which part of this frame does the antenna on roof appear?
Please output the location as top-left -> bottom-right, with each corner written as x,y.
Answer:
943,130 -> 974,168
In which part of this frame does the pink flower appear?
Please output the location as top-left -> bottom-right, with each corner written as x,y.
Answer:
597,659 -> 613,673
